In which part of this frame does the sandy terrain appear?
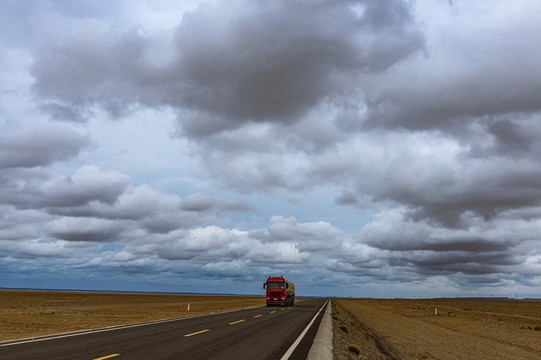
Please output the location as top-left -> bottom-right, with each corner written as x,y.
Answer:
0,289 -> 265,342
332,298 -> 541,360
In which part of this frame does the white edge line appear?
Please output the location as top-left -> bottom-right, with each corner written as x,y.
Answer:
279,299 -> 329,360
0,305 -> 263,347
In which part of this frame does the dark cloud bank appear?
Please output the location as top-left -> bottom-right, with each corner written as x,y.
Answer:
1,0 -> 540,295
32,0 -> 423,129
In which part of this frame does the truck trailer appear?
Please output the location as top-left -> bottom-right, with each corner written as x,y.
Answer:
263,276 -> 295,307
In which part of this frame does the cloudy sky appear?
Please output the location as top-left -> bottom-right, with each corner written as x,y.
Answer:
1,0 -> 541,298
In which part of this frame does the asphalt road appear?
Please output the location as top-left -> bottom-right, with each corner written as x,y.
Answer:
1,298 -> 328,360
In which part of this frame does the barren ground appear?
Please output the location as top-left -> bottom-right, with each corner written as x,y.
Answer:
0,289 -> 265,342
4,290 -> 540,359
332,298 -> 541,360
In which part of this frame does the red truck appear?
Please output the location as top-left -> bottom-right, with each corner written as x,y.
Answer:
263,276 -> 295,307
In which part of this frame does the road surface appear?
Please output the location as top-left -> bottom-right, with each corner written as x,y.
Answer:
1,298 -> 328,360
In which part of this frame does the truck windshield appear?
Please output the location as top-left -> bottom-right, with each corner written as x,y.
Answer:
266,282 -> 284,289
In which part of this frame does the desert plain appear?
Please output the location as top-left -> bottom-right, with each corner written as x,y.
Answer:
0,289 -> 265,342
3,289 -> 541,360
332,298 -> 541,360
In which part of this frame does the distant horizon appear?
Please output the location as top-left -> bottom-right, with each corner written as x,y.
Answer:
2,286 -> 540,301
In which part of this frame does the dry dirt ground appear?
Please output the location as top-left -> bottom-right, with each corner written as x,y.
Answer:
0,289 -> 265,342
4,290 -> 540,360
332,298 -> 541,360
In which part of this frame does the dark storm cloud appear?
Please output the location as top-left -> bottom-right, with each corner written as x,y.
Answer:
369,157 -> 541,228
355,203 -> 541,281
180,192 -> 215,212
45,217 -> 122,242
367,234 -> 510,253
0,126 -> 90,168
32,27 -> 152,121
181,192 -> 254,214
41,166 -> 130,207
0,126 -> 129,216
389,246 -> 521,276
335,190 -> 360,207
0,165 -> 130,210
485,118 -> 535,156
32,0 -> 423,135
362,7 -> 541,145
172,0 -> 423,135
45,186 -> 253,233
404,251 -> 522,276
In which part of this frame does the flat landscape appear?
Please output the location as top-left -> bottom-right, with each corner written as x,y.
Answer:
4,290 -> 541,360
332,298 -> 541,360
0,289 -> 265,342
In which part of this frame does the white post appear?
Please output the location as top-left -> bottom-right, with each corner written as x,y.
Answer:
188,304 -> 190,311
435,308 -> 438,316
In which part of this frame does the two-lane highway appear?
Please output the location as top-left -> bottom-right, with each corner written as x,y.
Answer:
1,298 -> 328,360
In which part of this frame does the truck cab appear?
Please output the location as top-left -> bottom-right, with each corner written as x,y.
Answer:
263,276 -> 295,307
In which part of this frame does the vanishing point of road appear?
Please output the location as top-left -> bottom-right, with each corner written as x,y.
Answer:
1,298 -> 329,360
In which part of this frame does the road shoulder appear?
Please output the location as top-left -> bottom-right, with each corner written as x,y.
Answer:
306,299 -> 333,360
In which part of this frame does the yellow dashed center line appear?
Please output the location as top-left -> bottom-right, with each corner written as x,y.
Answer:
229,319 -> 245,325
93,355 -> 120,360
184,329 -> 210,337
254,314 -> 263,318
270,311 -> 277,313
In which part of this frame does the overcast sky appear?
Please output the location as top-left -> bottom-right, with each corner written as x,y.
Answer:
1,0 -> 541,298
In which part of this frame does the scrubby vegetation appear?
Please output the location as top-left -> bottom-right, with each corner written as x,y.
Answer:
347,344 -> 361,355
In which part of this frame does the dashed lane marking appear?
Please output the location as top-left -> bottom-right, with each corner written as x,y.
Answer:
93,354 -> 120,360
184,329 -> 210,337
254,315 -> 263,318
229,320 -> 245,325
